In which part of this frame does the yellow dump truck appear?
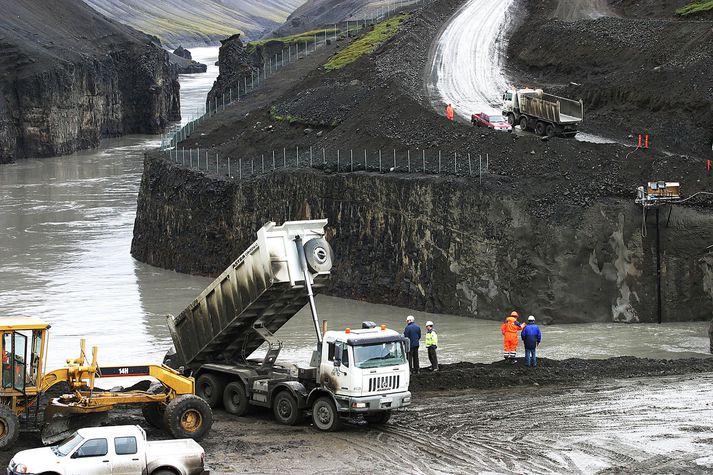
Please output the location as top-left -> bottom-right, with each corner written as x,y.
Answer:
0,317 -> 213,449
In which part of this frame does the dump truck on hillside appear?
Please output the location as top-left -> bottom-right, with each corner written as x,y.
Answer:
165,220 -> 411,431
502,87 -> 584,137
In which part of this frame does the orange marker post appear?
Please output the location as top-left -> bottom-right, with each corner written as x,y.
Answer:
708,159 -> 711,174
644,134 -> 649,149
638,134 -> 642,148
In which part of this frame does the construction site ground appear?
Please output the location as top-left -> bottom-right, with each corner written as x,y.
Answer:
3,357 -> 713,473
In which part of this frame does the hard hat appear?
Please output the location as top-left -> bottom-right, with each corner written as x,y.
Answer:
425,321 -> 434,326
528,315 -> 535,322
510,311 -> 519,318
406,315 -> 415,322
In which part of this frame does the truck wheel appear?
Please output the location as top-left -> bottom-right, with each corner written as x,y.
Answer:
164,394 -> 213,441
364,411 -> 391,425
0,405 -> 19,449
545,124 -> 555,137
312,396 -> 342,432
223,381 -> 251,416
519,116 -> 528,131
196,373 -> 226,408
142,403 -> 166,429
273,391 -> 301,426
507,113 -> 515,125
535,122 -> 546,136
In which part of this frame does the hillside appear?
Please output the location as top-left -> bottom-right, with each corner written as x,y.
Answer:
0,0 -> 179,162
83,0 -> 306,47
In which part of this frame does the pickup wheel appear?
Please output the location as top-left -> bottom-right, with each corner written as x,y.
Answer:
273,391 -> 301,426
364,410 -> 391,425
312,396 -> 342,432
196,373 -> 226,408
142,403 -> 166,429
535,121 -> 547,136
0,405 -> 19,449
223,381 -> 251,416
164,394 -> 213,441
519,116 -> 529,131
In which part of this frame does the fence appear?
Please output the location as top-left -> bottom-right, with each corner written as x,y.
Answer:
162,147 -> 491,183
160,0 -> 433,151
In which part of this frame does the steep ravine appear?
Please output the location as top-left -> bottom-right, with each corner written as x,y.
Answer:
131,155 -> 713,323
0,0 -> 180,163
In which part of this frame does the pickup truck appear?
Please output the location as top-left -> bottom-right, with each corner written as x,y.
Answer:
7,425 -> 206,475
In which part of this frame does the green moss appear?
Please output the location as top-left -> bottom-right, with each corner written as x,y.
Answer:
676,0 -> 713,15
324,13 -> 410,71
246,29 -> 339,54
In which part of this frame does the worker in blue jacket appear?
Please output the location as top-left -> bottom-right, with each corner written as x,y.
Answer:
521,315 -> 542,367
403,315 -> 421,374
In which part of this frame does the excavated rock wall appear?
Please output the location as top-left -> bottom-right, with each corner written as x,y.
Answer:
131,155 -> 713,323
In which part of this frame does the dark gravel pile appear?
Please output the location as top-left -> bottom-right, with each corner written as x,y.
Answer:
410,356 -> 713,392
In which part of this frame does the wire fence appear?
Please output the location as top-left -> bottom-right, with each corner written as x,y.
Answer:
162,147 -> 492,183
160,0 -> 433,151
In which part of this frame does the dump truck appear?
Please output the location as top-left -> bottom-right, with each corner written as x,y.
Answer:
502,87 -> 584,137
0,318 -> 213,449
166,220 -> 411,431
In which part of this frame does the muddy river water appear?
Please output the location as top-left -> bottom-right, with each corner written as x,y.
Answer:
0,47 -> 709,374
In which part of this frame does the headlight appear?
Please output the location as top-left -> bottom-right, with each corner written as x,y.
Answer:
15,463 -> 28,473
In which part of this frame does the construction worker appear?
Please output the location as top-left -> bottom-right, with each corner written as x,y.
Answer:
403,315 -> 421,374
445,103 -> 455,121
501,311 -> 523,364
425,321 -> 438,372
521,315 -> 542,367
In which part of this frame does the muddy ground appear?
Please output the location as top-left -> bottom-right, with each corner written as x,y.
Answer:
3,356 -> 713,473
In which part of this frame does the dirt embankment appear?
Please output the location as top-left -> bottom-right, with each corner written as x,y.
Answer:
507,0 -> 713,157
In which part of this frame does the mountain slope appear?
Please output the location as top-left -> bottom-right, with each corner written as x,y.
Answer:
270,0 -> 394,37
83,0 -> 306,47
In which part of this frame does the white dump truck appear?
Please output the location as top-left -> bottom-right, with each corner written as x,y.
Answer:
7,425 -> 206,475
502,87 -> 584,137
165,220 -> 411,431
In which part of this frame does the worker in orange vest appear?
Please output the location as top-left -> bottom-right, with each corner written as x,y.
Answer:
445,103 -> 455,121
501,311 -> 524,364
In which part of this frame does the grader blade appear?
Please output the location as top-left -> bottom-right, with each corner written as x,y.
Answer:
41,412 -> 108,445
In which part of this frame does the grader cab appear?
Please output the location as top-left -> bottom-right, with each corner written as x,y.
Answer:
0,317 -> 212,449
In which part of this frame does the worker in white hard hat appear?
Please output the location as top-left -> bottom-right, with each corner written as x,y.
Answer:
520,315 -> 542,367
403,315 -> 421,374
424,320 -> 438,372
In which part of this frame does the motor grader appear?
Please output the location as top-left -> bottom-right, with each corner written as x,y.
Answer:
0,317 -> 213,449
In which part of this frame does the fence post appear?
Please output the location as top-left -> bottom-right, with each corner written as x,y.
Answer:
422,150 -> 426,173
454,152 -> 457,175
364,149 -> 367,171
228,156 -> 231,177
407,150 -> 411,172
251,158 -> 254,175
262,155 -> 265,173
197,147 -> 200,169
479,154 -> 482,185
438,150 -> 441,173
182,147 -> 185,166
216,153 -> 219,174
273,150 -> 276,170
240,158 -> 242,180
379,150 -> 382,172
323,148 -> 326,164
350,149 -> 353,172
337,150 -> 340,172
468,153 -> 472,176
297,146 -> 299,168
486,153 -> 489,173
393,149 -> 396,170
283,148 -> 286,167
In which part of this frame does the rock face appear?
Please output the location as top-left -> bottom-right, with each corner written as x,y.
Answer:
206,34 -> 256,109
168,51 -> 208,74
131,156 -> 713,323
0,0 -> 180,163
173,46 -> 193,60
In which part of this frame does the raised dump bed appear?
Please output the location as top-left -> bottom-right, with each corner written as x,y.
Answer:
167,220 -> 333,368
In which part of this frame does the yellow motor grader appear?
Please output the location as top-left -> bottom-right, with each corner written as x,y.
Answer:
0,317 -> 213,449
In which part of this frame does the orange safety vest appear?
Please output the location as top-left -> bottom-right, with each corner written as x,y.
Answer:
501,317 -> 523,352
446,104 -> 455,121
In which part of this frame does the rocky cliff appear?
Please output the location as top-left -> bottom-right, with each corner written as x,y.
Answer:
0,0 -> 180,163
131,155 -> 713,323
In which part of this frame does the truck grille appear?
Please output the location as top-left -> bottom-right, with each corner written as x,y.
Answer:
368,375 -> 400,392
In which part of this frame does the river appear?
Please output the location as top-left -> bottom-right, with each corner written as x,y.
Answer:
0,47 -> 708,376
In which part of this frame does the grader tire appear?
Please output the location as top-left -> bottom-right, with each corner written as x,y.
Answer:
0,405 -> 19,449
142,403 -> 166,429
164,395 -> 213,441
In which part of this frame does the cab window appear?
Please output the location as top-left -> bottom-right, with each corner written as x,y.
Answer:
114,436 -> 137,455
73,438 -> 108,458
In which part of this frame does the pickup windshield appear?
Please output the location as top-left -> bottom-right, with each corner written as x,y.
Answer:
54,433 -> 84,456
353,342 -> 405,369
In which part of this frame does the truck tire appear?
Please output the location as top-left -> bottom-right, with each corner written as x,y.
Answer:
303,238 -> 333,273
535,122 -> 546,136
273,391 -> 300,426
507,113 -> 515,125
0,405 -> 19,449
312,396 -> 342,432
223,381 -> 251,416
164,394 -> 213,441
196,373 -> 226,408
519,116 -> 529,131
142,403 -> 166,429
364,411 -> 391,425
545,124 -> 555,137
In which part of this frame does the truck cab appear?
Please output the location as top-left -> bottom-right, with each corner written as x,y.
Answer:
319,324 -> 411,422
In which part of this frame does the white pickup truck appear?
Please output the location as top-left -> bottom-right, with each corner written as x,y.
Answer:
7,425 -> 206,475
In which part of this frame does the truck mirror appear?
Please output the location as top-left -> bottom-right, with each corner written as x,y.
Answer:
333,356 -> 341,368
